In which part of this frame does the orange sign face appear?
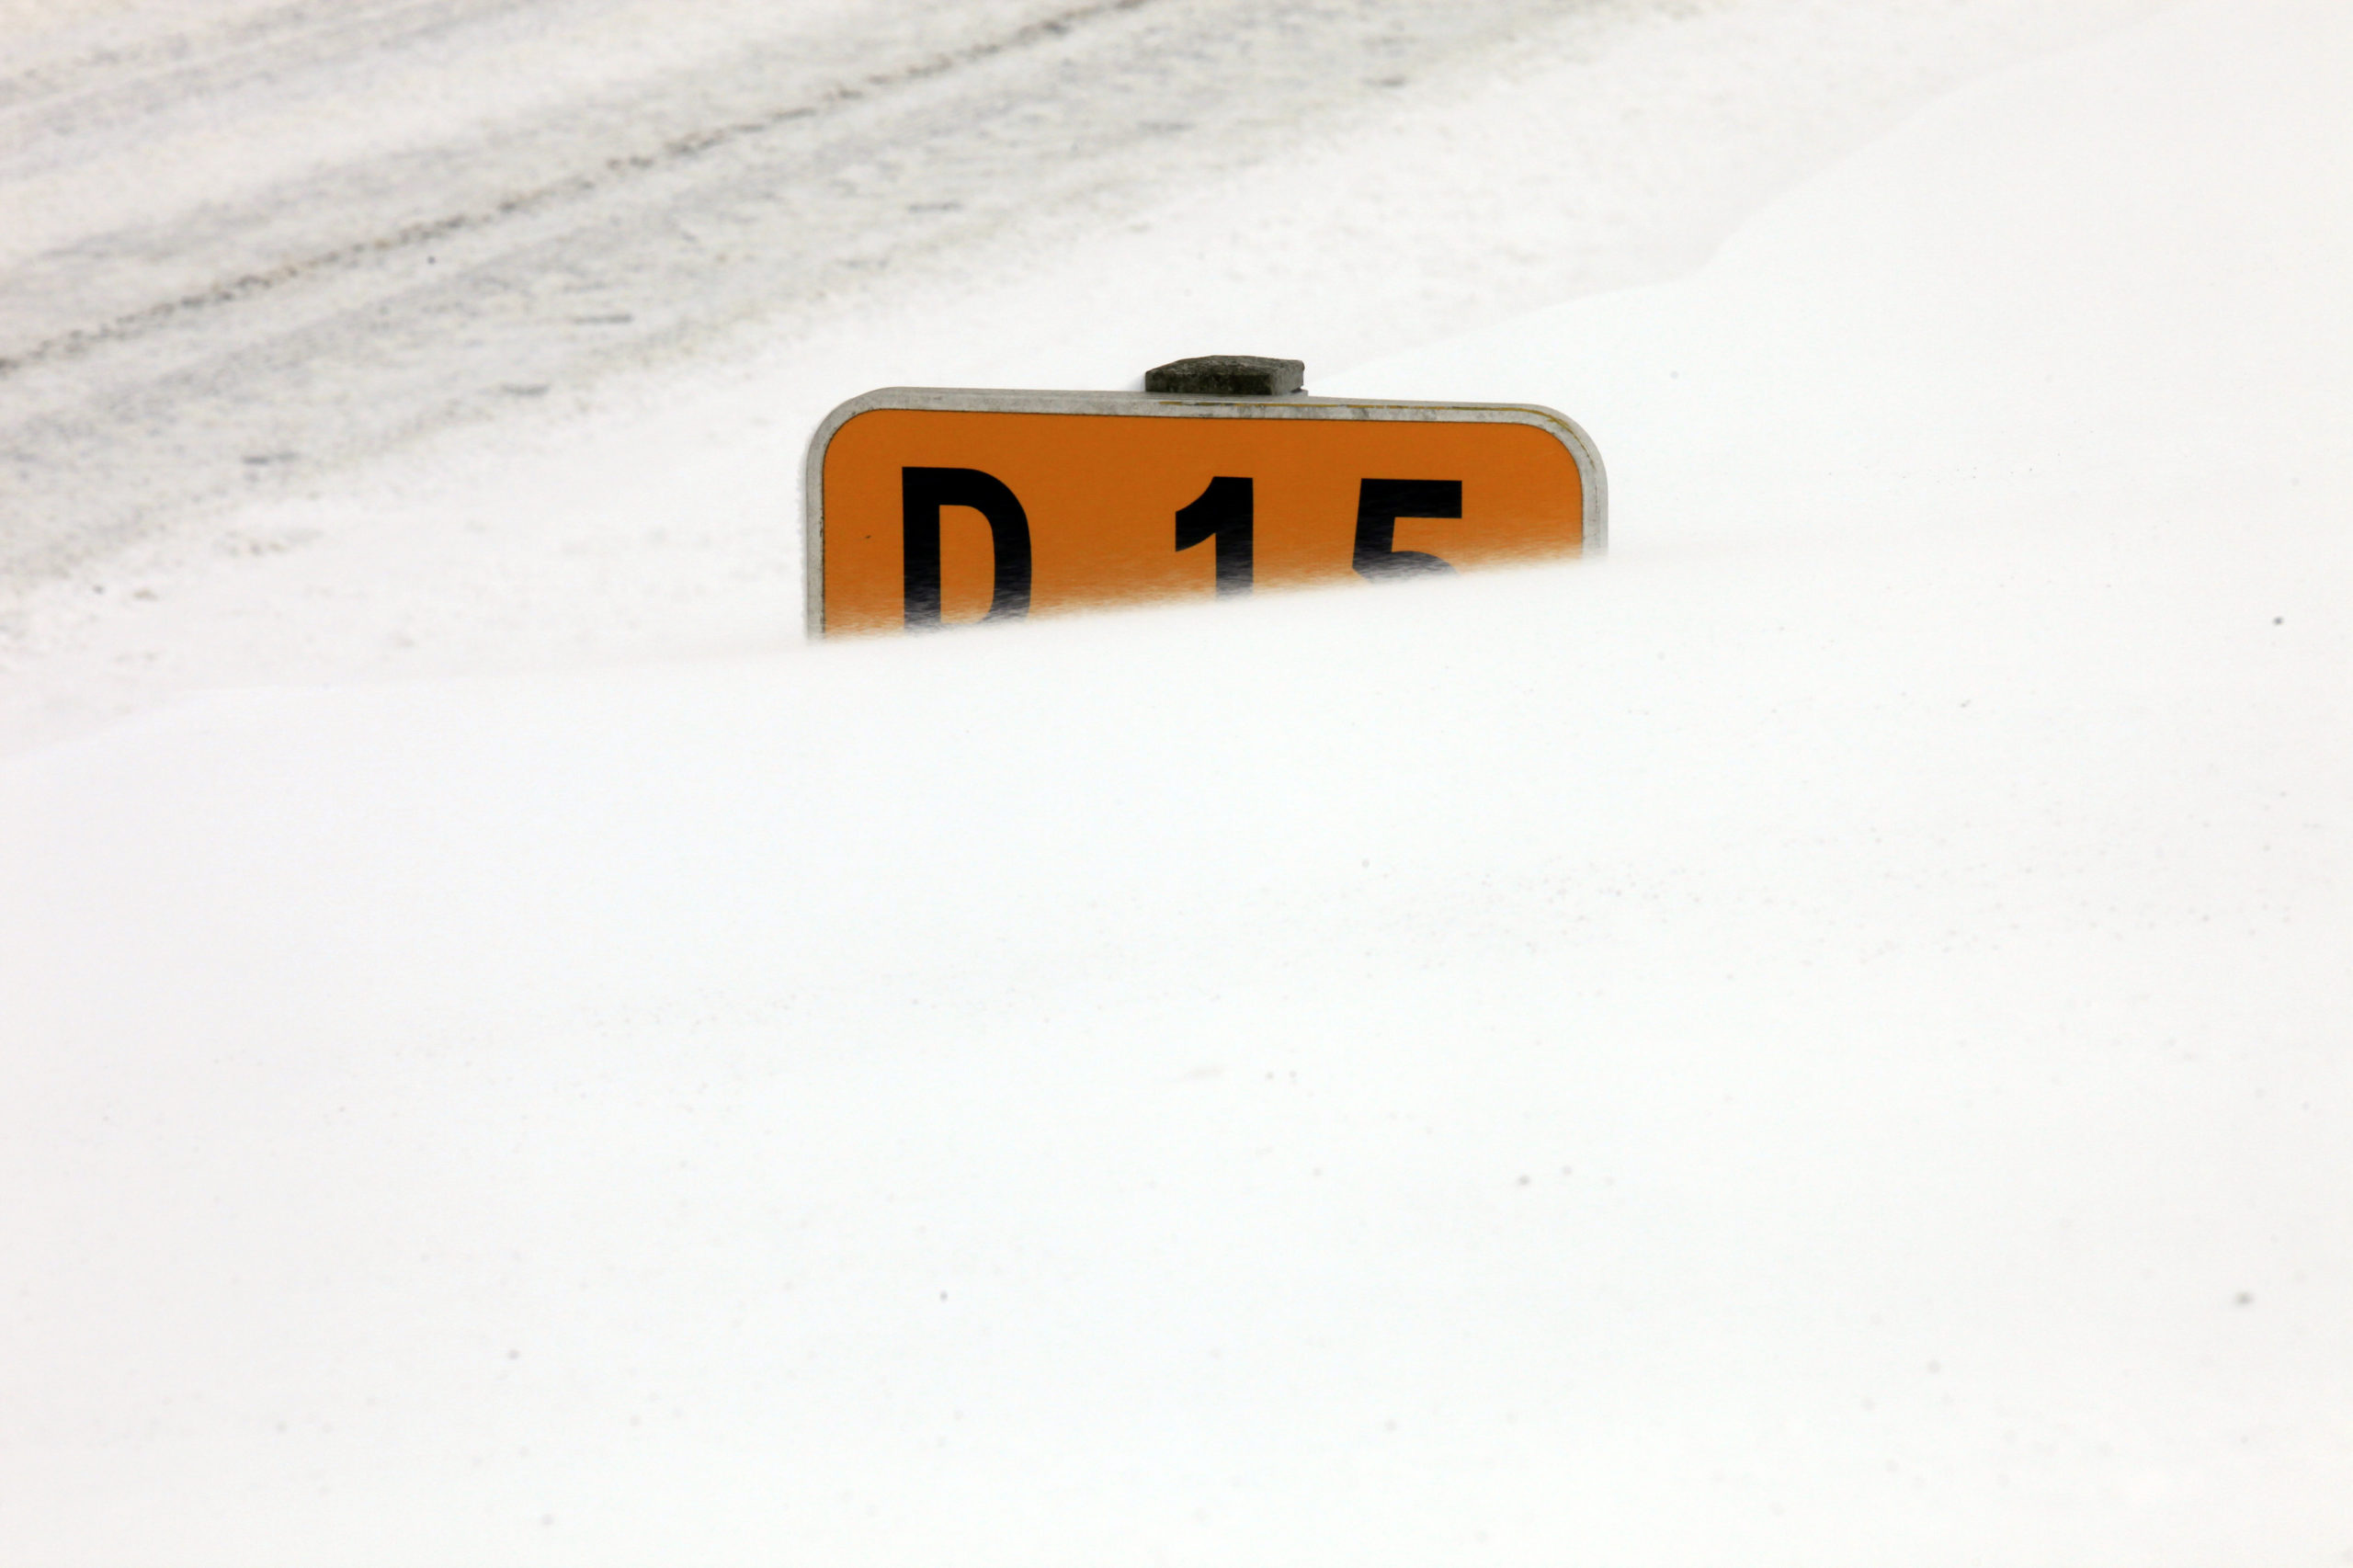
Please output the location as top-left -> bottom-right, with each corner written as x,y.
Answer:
805,389 -> 1605,636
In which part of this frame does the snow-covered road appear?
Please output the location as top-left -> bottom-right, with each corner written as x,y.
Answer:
5,1 -> 2154,628
10,0 -> 1630,575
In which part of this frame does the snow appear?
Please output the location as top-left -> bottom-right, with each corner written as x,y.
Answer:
3,0 -> 2349,1563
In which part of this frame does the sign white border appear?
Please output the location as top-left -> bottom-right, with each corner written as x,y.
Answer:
803,387 -> 1608,638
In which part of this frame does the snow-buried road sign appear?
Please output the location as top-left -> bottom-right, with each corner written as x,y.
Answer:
804,381 -> 1605,637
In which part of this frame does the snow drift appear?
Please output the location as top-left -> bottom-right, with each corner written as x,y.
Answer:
2,2 -> 2347,1563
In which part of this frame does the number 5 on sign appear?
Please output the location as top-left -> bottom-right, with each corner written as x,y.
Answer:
803,385 -> 1605,637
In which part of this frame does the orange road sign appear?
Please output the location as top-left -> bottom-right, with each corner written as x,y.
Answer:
804,387 -> 1605,637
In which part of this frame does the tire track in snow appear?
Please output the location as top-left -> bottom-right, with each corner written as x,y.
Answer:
0,0 -> 1158,380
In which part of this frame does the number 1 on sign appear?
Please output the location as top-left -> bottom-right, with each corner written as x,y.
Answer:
1175,475 -> 1254,596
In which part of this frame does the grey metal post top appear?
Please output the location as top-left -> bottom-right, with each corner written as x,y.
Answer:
1142,355 -> 1306,396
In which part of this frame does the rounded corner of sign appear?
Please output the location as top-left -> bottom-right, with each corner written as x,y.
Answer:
1502,400 -> 1597,451
1486,403 -> 1606,554
807,388 -> 909,459
803,399 -> 892,647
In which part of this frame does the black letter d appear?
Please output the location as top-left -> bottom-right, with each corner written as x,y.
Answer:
902,467 -> 1033,629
